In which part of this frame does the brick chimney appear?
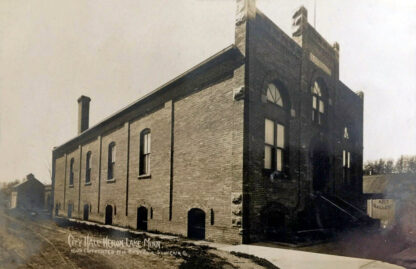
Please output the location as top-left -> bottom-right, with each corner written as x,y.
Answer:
77,95 -> 91,134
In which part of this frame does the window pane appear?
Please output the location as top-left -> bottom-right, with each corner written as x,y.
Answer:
265,119 -> 274,145
312,81 -> 322,96
145,155 -> 150,174
344,127 -> 349,139
267,86 -> 275,103
343,150 -> 346,167
312,96 -> 317,109
264,146 -> 272,169
319,100 -> 324,113
276,149 -> 283,171
273,85 -> 283,107
147,133 -> 151,153
111,145 -> 116,163
276,124 -> 285,148
267,84 -> 283,107
87,153 -> 91,169
347,152 -> 351,168
143,134 -> 148,154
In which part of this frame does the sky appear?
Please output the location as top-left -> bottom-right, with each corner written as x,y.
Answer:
0,0 -> 415,184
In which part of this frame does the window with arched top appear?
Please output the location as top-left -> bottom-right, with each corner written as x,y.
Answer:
266,83 -> 283,107
139,129 -> 151,176
342,126 -> 351,185
343,127 -> 349,140
85,151 -> 92,184
311,80 -> 325,124
108,142 -> 116,180
69,158 -> 74,186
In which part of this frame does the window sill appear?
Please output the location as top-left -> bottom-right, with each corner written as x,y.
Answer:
138,174 -> 151,179
85,182 -> 92,186
106,179 -> 116,183
68,184 -> 74,188
263,169 -> 289,180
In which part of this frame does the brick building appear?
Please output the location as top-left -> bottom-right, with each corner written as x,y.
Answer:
52,1 -> 368,244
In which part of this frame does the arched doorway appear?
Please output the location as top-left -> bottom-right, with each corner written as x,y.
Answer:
83,204 -> 89,221
188,208 -> 205,240
105,205 -> 113,225
311,139 -> 330,193
137,206 -> 148,231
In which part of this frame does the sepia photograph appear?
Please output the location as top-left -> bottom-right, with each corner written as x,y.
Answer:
0,0 -> 415,268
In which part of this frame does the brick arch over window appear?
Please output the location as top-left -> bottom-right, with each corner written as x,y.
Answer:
310,77 -> 329,125
262,79 -> 292,111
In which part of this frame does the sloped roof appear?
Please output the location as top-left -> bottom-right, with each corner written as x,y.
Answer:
53,44 -> 243,155
13,174 -> 44,190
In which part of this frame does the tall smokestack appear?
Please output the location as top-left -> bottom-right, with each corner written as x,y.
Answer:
77,95 -> 91,134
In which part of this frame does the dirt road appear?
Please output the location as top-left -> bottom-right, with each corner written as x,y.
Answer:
0,210 -> 272,269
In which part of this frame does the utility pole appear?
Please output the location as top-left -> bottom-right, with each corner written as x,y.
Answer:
314,0 -> 317,28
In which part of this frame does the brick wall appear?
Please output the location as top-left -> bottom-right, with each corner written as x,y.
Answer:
243,9 -> 364,241
52,48 -> 245,244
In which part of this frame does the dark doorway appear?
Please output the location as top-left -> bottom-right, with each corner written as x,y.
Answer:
260,203 -> 287,241
83,204 -> 89,221
136,206 -> 148,231
67,204 -> 73,218
105,205 -> 113,225
311,140 -> 330,192
188,208 -> 205,240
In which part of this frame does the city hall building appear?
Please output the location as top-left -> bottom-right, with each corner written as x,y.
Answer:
52,0 -> 368,244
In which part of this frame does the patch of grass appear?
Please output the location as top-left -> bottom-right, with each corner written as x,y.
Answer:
179,250 -> 236,269
230,251 -> 279,269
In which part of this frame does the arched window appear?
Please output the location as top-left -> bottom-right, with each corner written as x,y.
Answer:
139,129 -> 151,175
311,80 -> 325,124
69,158 -> 74,186
108,142 -> 116,180
266,83 -> 283,107
85,151 -> 92,184
342,127 -> 351,184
